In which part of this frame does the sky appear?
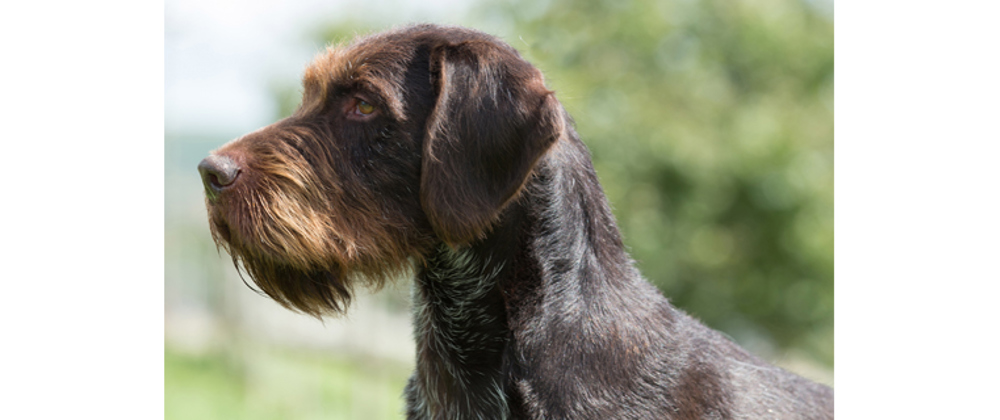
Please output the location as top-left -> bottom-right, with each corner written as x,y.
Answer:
165,0 -> 473,134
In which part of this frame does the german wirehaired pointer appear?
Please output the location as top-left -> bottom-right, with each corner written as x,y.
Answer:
198,24 -> 833,419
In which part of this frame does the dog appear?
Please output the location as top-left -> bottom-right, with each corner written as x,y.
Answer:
198,24 -> 833,419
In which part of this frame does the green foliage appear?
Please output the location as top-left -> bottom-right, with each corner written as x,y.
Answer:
479,0 -> 834,364
165,346 -> 411,420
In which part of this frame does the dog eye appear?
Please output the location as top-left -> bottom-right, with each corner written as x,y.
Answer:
356,100 -> 375,115
345,97 -> 378,120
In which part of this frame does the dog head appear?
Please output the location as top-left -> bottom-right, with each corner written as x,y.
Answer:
198,24 -> 565,316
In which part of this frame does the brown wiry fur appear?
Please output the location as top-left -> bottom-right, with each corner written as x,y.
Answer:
202,25 -> 557,317
206,123 -> 430,316
204,32 -> 441,317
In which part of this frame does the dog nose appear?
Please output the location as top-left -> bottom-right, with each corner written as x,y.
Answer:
198,155 -> 241,196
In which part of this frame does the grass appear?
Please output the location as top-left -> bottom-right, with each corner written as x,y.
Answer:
165,343 -> 412,420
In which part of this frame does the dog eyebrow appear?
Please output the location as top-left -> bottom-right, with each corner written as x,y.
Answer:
298,49 -> 407,121
298,44 -> 357,115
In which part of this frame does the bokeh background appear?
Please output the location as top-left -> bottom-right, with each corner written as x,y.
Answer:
166,0 -> 833,418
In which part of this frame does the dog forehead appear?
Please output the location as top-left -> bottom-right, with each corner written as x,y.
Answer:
298,33 -> 417,117
296,25 -> 525,117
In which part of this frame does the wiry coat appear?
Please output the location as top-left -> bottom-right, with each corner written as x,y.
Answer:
199,24 -> 834,419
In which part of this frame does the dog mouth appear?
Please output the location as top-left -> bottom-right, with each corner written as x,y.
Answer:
206,209 -> 233,246
198,140 -> 430,317
204,195 -> 371,317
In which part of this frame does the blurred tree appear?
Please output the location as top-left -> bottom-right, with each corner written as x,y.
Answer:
477,0 -> 834,365
284,0 -> 833,366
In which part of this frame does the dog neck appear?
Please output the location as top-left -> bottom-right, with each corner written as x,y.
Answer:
408,244 -> 513,419
524,131 -> 640,292
406,132 -> 644,419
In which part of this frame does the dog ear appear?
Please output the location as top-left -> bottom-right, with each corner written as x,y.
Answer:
420,40 -> 564,246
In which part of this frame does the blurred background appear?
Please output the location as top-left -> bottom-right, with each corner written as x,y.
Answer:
166,0 -> 833,418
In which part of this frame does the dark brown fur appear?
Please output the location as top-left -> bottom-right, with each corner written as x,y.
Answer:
199,24 -> 833,419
